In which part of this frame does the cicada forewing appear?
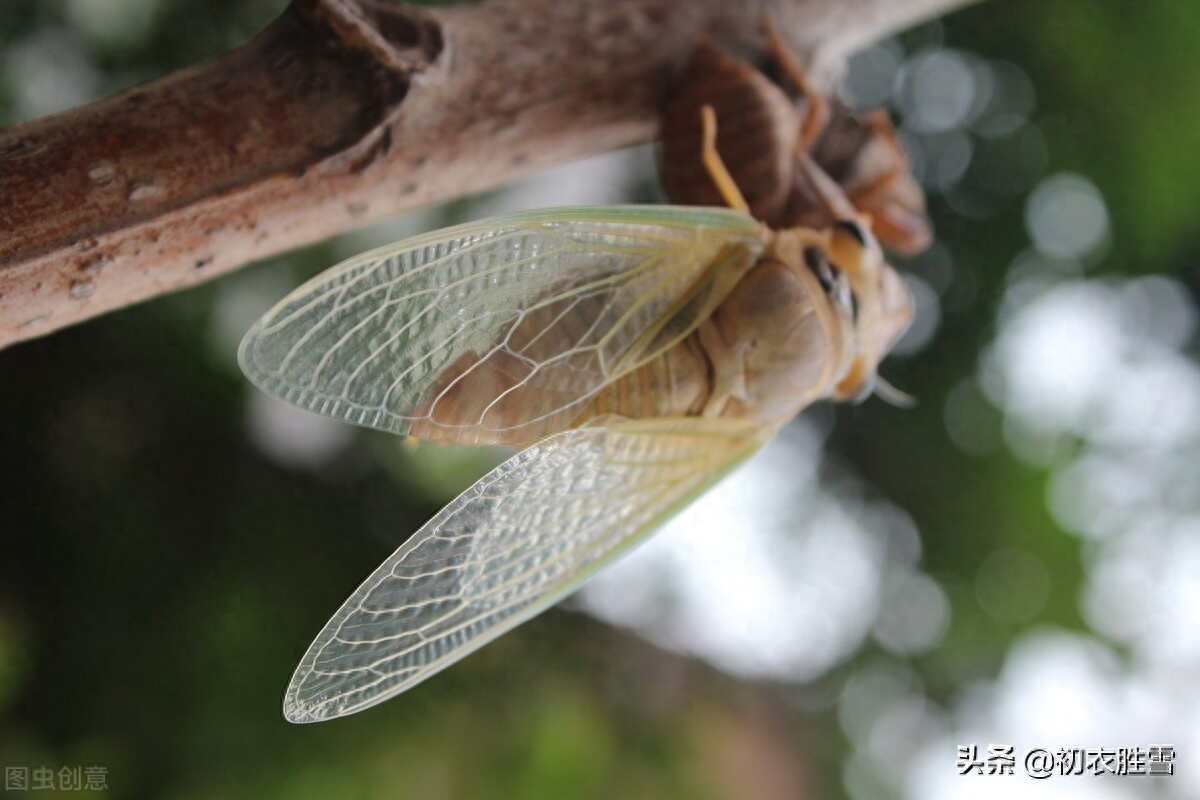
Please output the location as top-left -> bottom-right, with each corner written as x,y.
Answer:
239,206 -> 764,445
282,415 -> 771,722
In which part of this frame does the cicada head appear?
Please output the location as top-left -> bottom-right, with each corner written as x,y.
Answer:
823,221 -> 914,403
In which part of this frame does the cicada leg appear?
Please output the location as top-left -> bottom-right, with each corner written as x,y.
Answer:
842,111 -> 909,208
699,105 -> 752,215
761,16 -> 865,228
794,151 -> 863,223
763,15 -> 830,151
843,111 -> 933,254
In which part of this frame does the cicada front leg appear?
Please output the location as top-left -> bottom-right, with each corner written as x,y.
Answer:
698,105 -> 753,215
762,15 -> 830,151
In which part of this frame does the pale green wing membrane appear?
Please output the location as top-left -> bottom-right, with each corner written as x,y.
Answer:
239,206 -> 763,445
283,416 -> 769,722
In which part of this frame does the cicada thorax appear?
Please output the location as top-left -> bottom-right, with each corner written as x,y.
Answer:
587,228 -> 859,428
660,36 -> 932,255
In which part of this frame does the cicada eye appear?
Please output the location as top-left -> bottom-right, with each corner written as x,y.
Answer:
833,220 -> 868,247
829,219 -> 883,272
803,246 -> 855,322
802,246 -> 835,292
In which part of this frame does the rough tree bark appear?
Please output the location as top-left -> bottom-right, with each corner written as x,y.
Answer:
0,0 -> 978,348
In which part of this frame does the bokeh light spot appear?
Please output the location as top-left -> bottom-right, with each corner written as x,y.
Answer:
1025,173 -> 1110,260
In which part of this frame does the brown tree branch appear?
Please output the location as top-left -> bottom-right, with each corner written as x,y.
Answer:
0,0 -> 978,348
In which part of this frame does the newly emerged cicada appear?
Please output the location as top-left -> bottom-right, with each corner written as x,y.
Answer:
661,21 -> 932,255
240,114 -> 914,723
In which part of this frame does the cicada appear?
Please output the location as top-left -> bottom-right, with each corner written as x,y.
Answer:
240,113 -> 913,723
660,20 -> 932,255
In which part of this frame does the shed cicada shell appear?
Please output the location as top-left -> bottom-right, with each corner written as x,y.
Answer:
661,20 -> 932,255
240,107 -> 913,723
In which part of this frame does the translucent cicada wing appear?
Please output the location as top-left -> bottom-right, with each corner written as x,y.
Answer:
283,416 -> 771,722
239,206 -> 763,445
